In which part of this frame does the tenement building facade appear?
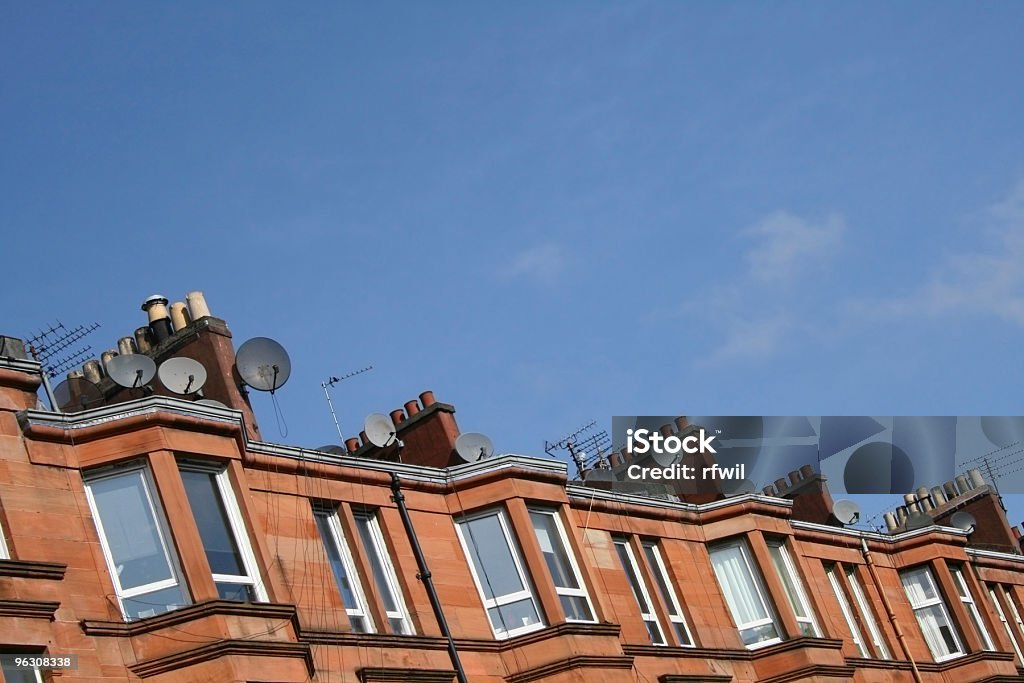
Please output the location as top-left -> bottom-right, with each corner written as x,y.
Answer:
2,294 -> 1024,682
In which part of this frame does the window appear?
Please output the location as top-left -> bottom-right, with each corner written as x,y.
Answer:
641,540 -> 694,646
988,585 -> 1024,663
827,565 -> 868,656
613,538 -> 666,645
528,509 -> 595,623
766,541 -> 819,637
84,464 -> 189,620
352,510 -> 414,635
455,509 -> 544,638
0,519 -> 9,560
178,463 -> 266,602
709,541 -> 781,648
950,566 -> 994,650
901,566 -> 964,661
313,504 -> 375,633
846,566 -> 891,659
0,659 -> 43,683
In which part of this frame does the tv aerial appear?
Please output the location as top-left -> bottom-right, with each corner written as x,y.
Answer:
106,354 -> 157,390
158,357 -> 208,395
455,432 -> 495,463
831,499 -> 861,526
544,420 -> 611,479
24,319 -> 101,411
950,510 -> 977,534
235,337 -> 291,393
364,413 -> 401,449
321,365 -> 373,444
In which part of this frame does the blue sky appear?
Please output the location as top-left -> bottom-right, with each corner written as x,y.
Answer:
3,3 -> 1023,527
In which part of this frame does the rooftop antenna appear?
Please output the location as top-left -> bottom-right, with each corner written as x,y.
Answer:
235,337 -> 291,393
25,320 -> 101,411
157,357 -> 208,396
321,365 -> 373,444
545,420 -> 610,479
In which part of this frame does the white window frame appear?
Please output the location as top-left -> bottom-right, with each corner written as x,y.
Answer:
641,540 -> 695,646
0,518 -> 9,560
313,503 -> 376,633
352,510 -> 415,635
900,566 -> 965,662
527,508 -> 596,624
767,540 -> 820,637
613,537 -> 667,645
178,461 -> 267,602
454,508 -> 545,639
988,585 -> 1024,663
827,565 -> 868,657
83,463 -> 190,620
1002,586 -> 1024,649
1,660 -> 44,683
950,566 -> 994,650
846,566 -> 891,659
709,540 -> 781,649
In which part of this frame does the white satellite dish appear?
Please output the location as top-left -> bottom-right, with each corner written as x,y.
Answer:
950,510 -> 977,533
455,432 -> 495,462
158,357 -> 208,395
235,337 -> 291,393
106,354 -> 157,389
832,499 -> 861,525
364,413 -> 398,448
722,478 -> 756,497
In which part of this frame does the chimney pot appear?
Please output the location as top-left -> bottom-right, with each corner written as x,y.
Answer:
169,302 -> 191,332
419,390 -> 436,407
82,359 -> 104,384
674,416 -> 689,431
903,493 -> 919,512
404,400 -> 420,417
789,470 -> 802,485
896,506 -> 909,523
609,453 -> 623,467
141,295 -> 173,343
360,430 -> 370,447
930,486 -> 947,505
117,337 -> 138,355
659,424 -> 674,438
967,468 -> 986,489
390,409 -> 405,425
101,349 -> 118,369
1014,526 -> 1023,540
345,437 -> 361,453
185,291 -> 212,319
799,464 -> 815,478
944,481 -> 959,499
134,327 -> 154,353
955,475 -> 971,495
762,485 -> 776,496
774,478 -> 788,492
884,512 -> 899,532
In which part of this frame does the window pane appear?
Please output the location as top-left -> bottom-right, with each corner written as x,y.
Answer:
216,582 -> 256,602
615,542 -> 647,607
902,568 -> 938,603
314,512 -> 359,607
560,595 -> 592,621
919,604 -> 960,658
89,471 -> 174,589
354,515 -> 398,613
1,662 -> 41,683
463,514 -> 524,599
710,544 -> 780,647
530,512 -> 580,590
121,584 -> 188,620
180,469 -> 245,576
488,597 -> 541,634
768,543 -> 816,631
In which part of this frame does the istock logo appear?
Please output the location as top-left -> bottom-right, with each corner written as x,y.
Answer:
626,428 -> 717,456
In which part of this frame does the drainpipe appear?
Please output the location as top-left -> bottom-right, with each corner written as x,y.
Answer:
861,538 -> 923,683
390,472 -> 470,683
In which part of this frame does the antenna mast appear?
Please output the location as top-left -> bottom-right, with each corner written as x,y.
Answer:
321,365 -> 372,444
545,420 -> 611,479
25,320 -> 101,411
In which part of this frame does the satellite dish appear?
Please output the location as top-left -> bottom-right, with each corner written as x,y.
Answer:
950,510 -> 977,533
722,478 -> 756,497
905,511 -> 934,531
235,337 -> 291,392
584,467 -> 616,482
315,444 -> 347,455
196,398 -> 227,409
106,354 -> 157,389
455,432 -> 495,462
53,376 -> 104,412
832,499 -> 861,525
364,413 -> 398,448
158,357 -> 208,395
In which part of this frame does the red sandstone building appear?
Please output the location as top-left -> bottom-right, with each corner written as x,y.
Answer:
2,294 -> 1024,683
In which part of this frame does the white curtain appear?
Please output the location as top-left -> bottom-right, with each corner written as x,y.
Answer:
711,545 -> 768,626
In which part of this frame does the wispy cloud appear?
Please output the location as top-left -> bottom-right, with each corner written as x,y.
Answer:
689,211 -> 846,365
872,181 -> 1024,324
743,211 -> 845,284
498,243 -> 572,286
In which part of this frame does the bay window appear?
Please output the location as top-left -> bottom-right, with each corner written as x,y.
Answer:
950,566 -> 994,650
613,537 -> 666,645
766,540 -> 819,637
900,566 -> 964,661
846,566 -> 891,659
313,504 -> 375,633
528,508 -> 595,622
353,510 -> 415,634
709,540 -> 781,648
641,540 -> 694,646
